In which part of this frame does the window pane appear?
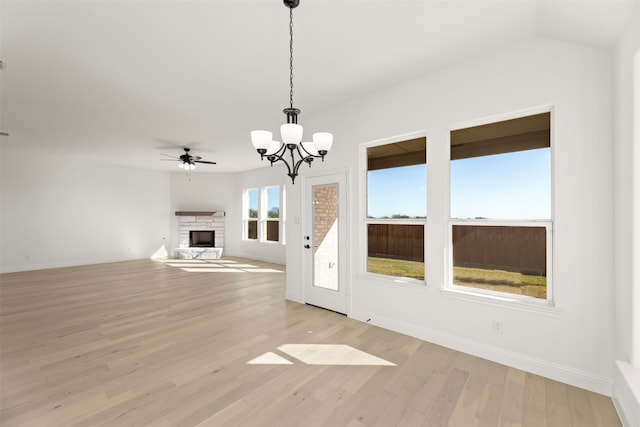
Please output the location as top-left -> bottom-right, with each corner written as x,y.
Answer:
247,220 -> 258,240
247,189 -> 258,218
367,224 -> 424,280
266,186 -> 280,219
452,225 -> 547,299
451,148 -> 550,219
266,220 -> 279,242
367,164 -> 426,219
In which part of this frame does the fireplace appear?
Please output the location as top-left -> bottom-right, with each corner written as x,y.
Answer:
190,230 -> 215,247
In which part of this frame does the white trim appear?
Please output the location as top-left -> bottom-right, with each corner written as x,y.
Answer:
360,131 -> 428,284
448,104 -> 555,132
440,287 -> 562,317
613,360 -> 640,427
349,309 -> 611,396
301,169 -> 351,315
360,130 -> 428,150
446,107 -> 554,306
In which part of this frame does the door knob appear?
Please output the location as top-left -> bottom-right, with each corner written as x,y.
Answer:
304,244 -> 311,249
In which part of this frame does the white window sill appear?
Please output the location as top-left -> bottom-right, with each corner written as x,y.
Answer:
440,287 -> 563,317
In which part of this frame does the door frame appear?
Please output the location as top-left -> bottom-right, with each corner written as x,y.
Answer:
301,168 -> 350,315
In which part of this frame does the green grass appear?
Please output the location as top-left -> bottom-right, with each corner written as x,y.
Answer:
367,257 -> 546,299
367,257 -> 425,280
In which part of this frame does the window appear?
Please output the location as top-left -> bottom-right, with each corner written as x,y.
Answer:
449,112 -> 552,300
243,188 -> 258,240
366,136 -> 426,281
243,185 -> 285,243
263,186 -> 280,242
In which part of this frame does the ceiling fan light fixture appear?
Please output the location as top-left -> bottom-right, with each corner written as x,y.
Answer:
250,0 -> 332,184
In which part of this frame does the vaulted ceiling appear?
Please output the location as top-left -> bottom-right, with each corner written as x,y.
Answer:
1,0 -> 637,172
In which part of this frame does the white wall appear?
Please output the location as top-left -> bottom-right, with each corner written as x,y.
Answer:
235,166 -> 289,265
169,172 -> 236,256
169,167 -> 288,264
0,151 -> 171,272
613,2 -> 640,425
286,36 -> 616,395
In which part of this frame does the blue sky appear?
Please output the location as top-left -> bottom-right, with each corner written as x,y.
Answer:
368,148 -> 550,219
368,164 -> 427,218
247,187 -> 279,215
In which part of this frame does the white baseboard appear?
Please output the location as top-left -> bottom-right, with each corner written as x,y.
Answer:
350,309 -> 612,396
613,360 -> 640,427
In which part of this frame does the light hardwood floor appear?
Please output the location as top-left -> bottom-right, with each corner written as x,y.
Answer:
0,258 -> 621,427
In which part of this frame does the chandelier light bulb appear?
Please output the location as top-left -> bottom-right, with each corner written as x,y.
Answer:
251,130 -> 273,151
281,123 -> 303,146
313,132 -> 333,153
266,141 -> 282,155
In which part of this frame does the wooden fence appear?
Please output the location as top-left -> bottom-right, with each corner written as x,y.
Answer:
367,224 -> 424,262
367,224 -> 547,275
452,225 -> 546,275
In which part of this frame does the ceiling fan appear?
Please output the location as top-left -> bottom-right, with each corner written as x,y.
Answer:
161,148 -> 216,170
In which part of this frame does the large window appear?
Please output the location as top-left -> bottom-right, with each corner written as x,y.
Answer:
449,112 -> 552,300
243,185 -> 284,243
366,136 -> 426,281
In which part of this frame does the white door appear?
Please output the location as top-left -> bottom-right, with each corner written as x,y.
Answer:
303,173 -> 348,314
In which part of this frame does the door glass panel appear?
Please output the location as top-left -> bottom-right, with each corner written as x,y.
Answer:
313,184 -> 339,291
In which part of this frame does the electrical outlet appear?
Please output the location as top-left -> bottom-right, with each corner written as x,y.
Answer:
492,320 -> 504,334
25,254 -> 31,263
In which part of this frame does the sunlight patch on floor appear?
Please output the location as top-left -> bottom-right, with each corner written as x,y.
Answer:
247,351 -> 294,365
180,268 -> 246,273
167,263 -> 224,268
158,258 -> 284,274
247,344 -> 395,366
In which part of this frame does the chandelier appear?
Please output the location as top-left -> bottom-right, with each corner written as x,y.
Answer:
251,0 -> 333,184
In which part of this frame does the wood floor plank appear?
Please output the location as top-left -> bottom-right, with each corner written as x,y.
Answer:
523,373 -> 548,427
545,378 -> 572,427
0,258 -> 622,427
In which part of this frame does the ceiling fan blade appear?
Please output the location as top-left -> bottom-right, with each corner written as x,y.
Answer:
160,153 -> 178,158
160,159 -> 179,161
194,160 -> 216,165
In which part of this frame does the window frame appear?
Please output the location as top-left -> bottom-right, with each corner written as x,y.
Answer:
361,132 -> 427,285
243,185 -> 285,244
446,108 -> 555,306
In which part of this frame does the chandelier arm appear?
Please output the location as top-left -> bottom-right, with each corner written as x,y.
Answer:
298,143 -> 320,159
266,144 -> 287,164
293,146 -> 314,174
266,145 -> 296,180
